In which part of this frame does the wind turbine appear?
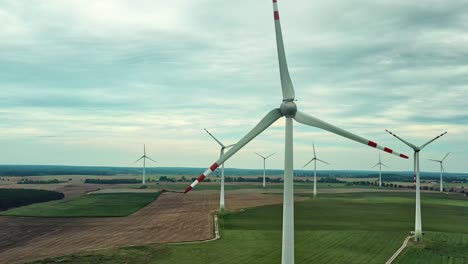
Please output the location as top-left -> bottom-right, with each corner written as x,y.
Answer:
302,144 -> 329,198
255,152 -> 275,188
184,1 -> 409,263
385,130 -> 447,242
428,152 -> 450,193
204,128 -> 234,211
134,144 -> 156,185
372,153 -> 388,187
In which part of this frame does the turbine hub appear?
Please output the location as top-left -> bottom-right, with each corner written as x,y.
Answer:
280,101 -> 297,117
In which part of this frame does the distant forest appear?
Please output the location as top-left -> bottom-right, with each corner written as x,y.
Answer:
0,189 -> 64,211
0,165 -> 467,183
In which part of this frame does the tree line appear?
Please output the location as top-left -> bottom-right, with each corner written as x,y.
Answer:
0,189 -> 65,211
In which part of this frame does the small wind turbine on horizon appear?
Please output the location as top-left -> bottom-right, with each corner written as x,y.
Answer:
385,130 -> 447,242
184,1 -> 409,263
372,153 -> 388,187
428,152 -> 450,193
134,144 -> 156,185
255,152 -> 275,188
204,128 -> 234,211
302,144 -> 329,198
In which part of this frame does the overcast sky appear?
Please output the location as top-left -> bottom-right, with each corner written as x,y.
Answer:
1,0 -> 467,173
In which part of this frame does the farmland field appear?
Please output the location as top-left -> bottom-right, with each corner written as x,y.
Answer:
28,191 -> 468,264
1,192 -> 161,217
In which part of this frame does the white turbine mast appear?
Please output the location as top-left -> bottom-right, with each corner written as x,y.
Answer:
428,152 -> 450,193
204,128 -> 234,212
134,144 -> 156,185
372,152 -> 389,187
385,130 -> 447,242
255,152 -> 275,188
302,144 -> 329,198
185,2 -> 409,263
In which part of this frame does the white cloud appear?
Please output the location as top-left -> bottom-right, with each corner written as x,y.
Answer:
0,0 -> 467,172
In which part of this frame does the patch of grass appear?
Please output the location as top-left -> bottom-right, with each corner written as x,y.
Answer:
32,245 -> 173,264
395,232 -> 468,264
1,192 -> 161,217
27,192 -> 468,263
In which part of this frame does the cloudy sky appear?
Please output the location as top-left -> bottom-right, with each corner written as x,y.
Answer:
1,0 -> 467,173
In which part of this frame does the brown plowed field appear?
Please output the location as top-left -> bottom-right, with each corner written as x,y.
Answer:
0,190 -> 301,263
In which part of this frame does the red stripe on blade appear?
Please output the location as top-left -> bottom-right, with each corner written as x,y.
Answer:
210,163 -> 219,172
368,141 -> 377,148
384,147 -> 393,153
273,0 -> 277,2
197,174 -> 206,182
184,186 -> 193,193
400,154 -> 409,159
274,11 -> 279,20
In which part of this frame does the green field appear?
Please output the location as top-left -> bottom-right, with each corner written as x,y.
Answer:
144,182 -> 371,191
1,192 -> 161,217
28,191 -> 468,263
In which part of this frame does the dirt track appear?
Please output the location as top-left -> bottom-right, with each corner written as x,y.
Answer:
0,190 -> 298,263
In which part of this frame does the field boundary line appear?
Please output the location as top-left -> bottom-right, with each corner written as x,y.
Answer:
385,235 -> 412,264
82,214 -> 220,255
168,214 -> 220,245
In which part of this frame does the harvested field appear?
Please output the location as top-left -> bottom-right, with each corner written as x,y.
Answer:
0,190 -> 303,263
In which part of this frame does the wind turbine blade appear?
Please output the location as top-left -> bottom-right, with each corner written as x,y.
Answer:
294,111 -> 409,159
316,158 -> 329,165
255,152 -> 266,159
385,129 -> 417,149
134,156 -> 144,163
379,152 -> 381,163
265,152 -> 276,159
272,0 -> 295,101
185,108 -> 283,193
204,128 -> 225,148
372,163 -> 379,168
313,144 -> 316,158
146,156 -> 157,163
225,144 -> 236,148
442,152 -> 450,161
302,158 -> 315,168
144,144 -> 146,156
420,131 -> 447,150
381,163 -> 389,168
441,164 -> 445,172
428,159 -> 441,163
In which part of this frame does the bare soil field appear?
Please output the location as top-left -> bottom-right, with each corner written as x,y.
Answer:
0,189 -> 302,264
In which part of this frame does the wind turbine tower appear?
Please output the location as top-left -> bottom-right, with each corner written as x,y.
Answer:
255,152 -> 275,188
134,144 -> 156,185
204,128 -> 234,211
302,144 -> 329,198
386,130 -> 447,242
372,153 -> 388,187
428,152 -> 450,192
183,1 -> 409,263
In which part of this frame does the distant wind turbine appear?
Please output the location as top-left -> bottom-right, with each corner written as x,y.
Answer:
302,144 -> 329,198
372,153 -> 388,187
134,144 -> 156,185
428,152 -> 450,193
204,128 -> 234,211
183,1 -> 409,262
255,152 -> 275,188
386,130 -> 447,242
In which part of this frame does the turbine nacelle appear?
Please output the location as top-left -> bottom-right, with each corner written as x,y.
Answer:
280,101 -> 297,117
